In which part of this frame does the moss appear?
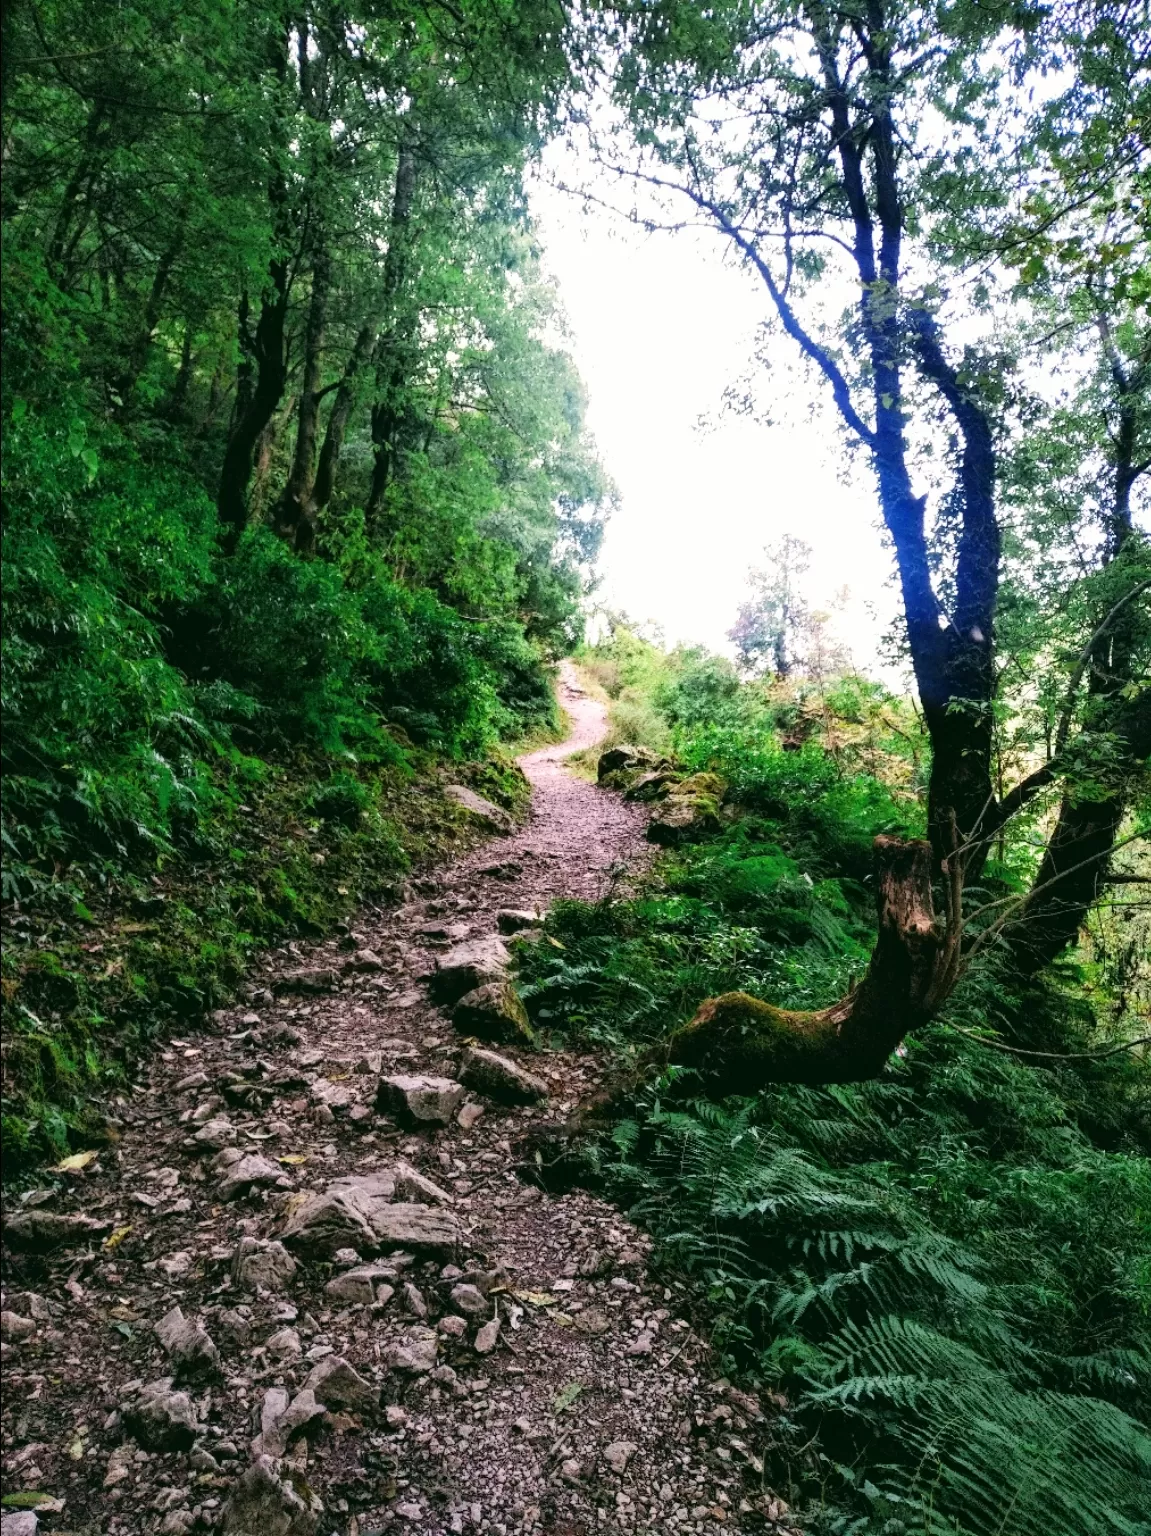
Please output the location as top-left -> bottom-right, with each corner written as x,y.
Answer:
666,989 -> 841,1090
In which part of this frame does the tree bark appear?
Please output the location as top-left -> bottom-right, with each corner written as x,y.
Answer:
116,224 -> 183,406
312,316 -> 378,513
46,99 -> 107,280
274,241 -> 330,550
365,131 -> 419,521
167,321 -> 195,421
216,251 -> 290,545
215,21 -> 293,548
660,837 -> 952,1089
808,4 -> 999,870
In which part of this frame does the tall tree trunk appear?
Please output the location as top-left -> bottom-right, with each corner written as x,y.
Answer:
46,100 -> 107,279
636,5 -> 1000,1093
216,251 -> 290,546
116,226 -> 183,405
167,321 -> 195,422
365,131 -> 419,522
1007,355 -> 1150,974
311,315 -> 377,513
274,241 -> 330,550
216,21 -> 293,548
807,4 -> 999,871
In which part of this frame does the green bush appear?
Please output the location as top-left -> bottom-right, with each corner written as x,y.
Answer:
2,396 -> 224,887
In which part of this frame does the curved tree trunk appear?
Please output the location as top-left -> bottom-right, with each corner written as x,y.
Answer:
661,837 -> 955,1090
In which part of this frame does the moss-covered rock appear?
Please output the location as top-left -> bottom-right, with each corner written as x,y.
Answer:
623,769 -> 682,802
452,980 -> 535,1045
646,771 -> 728,846
596,744 -> 665,782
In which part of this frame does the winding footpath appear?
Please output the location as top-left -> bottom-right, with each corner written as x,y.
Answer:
0,666 -> 788,1536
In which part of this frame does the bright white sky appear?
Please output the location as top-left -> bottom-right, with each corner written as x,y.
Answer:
530,162 -> 904,675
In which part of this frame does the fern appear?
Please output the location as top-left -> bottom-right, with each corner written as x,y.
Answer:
517,755 -> 1151,1536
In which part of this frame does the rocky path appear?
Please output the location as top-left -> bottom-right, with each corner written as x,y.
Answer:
0,666 -> 785,1536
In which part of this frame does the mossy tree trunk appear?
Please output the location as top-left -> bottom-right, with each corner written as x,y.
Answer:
662,837 -> 958,1090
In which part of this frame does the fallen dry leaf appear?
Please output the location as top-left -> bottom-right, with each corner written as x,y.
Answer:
51,1149 -> 99,1173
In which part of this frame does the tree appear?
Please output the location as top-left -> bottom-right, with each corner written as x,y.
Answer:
589,0 -> 1150,1084
728,534 -> 811,677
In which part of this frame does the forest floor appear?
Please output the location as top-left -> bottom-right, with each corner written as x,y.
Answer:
0,666 -> 786,1536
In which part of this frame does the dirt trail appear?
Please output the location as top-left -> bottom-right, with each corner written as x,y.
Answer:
0,666 -> 778,1536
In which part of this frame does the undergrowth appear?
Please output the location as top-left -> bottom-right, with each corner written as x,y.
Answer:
519,636 -> 1151,1536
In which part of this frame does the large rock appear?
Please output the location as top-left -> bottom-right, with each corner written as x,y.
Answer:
190,1117 -> 236,1152
155,1306 -> 220,1381
303,1354 -> 376,1413
428,936 -> 510,1005
474,1316 -> 501,1354
219,1455 -> 320,1536
2,1210 -> 109,1252
123,1378 -> 199,1450
281,1176 -> 459,1260
496,908 -> 544,934
624,769 -> 682,803
443,784 -> 514,833
393,1160 -> 452,1204
309,1077 -> 356,1113
251,1386 -> 325,1458
345,948 -> 384,971
384,1326 -> 439,1374
449,1283 -> 490,1318
451,981 -> 534,1045
216,1152 -> 291,1200
377,1074 -> 464,1126
231,1237 -> 297,1293
458,1047 -> 548,1105
281,1185 -> 379,1257
324,1263 -> 397,1306
370,1202 -> 460,1255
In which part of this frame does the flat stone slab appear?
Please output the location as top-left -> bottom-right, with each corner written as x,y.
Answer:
216,1152 -> 291,1200
282,1173 -> 460,1258
325,1263 -> 398,1305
